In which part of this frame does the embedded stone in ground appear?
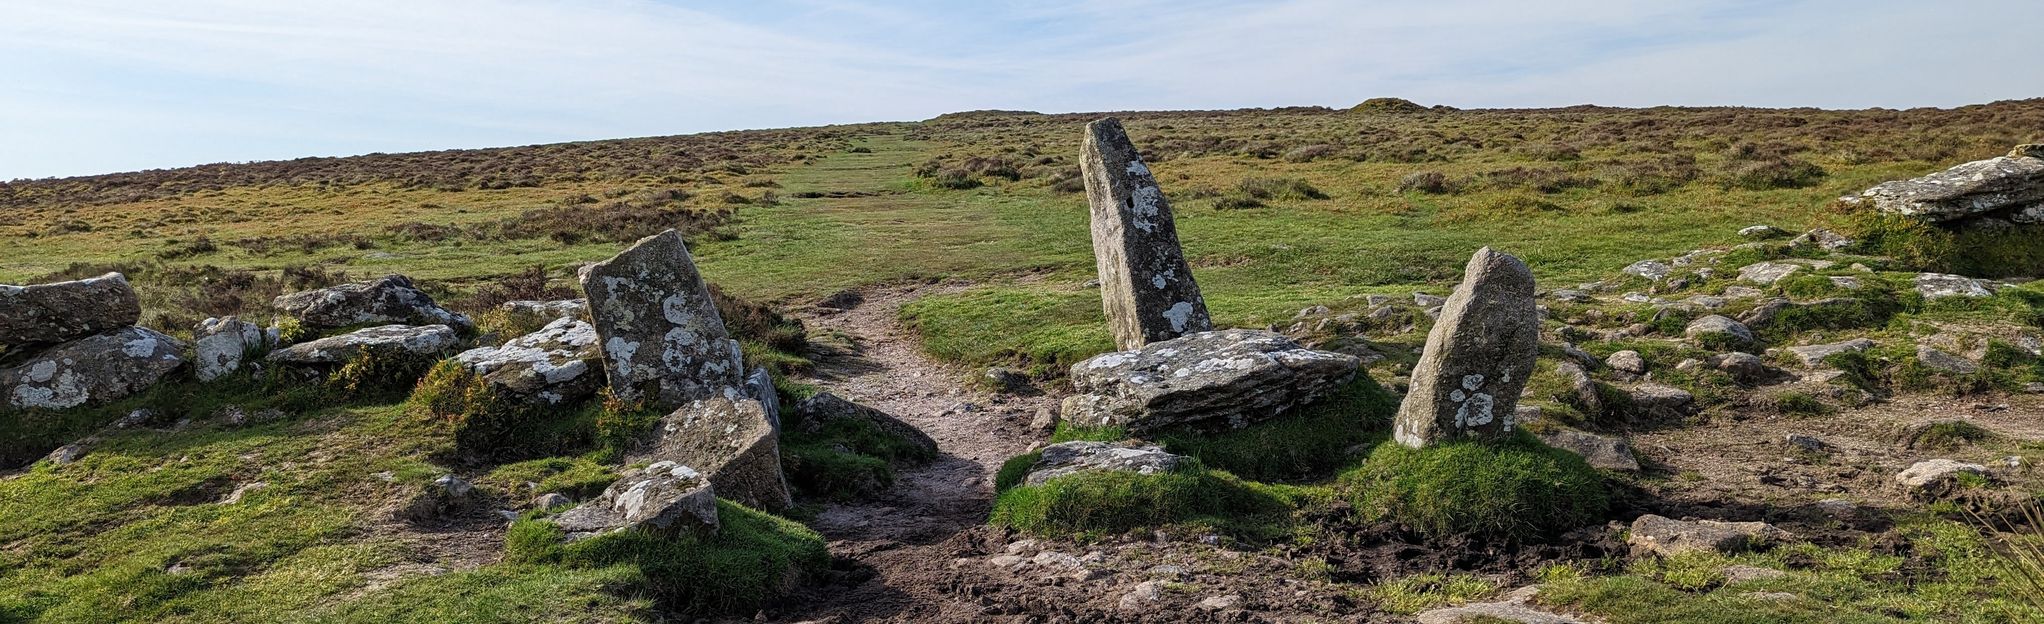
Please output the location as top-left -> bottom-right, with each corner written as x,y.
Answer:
1394,247 -> 1540,448
553,461 -> 719,540
793,391 -> 937,456
1895,459 -> 1990,500
0,272 -> 142,348
1060,329 -> 1360,434
499,298 -> 589,320
1022,441 -> 1188,487
193,316 -> 275,382
1537,428 -> 1640,471
1,326 -> 186,410
1685,315 -> 1757,351
635,395 -> 790,512
1785,338 -> 1876,367
1915,273 -> 1993,299
1080,117 -> 1212,350
266,324 -> 460,367
1627,514 -> 1790,557
578,229 -> 744,407
451,317 -> 604,404
272,274 -> 474,333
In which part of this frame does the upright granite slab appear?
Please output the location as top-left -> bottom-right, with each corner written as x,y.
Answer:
578,229 -> 744,408
0,272 -> 141,348
1081,117 -> 1212,350
1395,248 -> 1540,448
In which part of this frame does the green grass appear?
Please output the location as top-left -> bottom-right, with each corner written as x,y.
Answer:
1152,375 -> 1398,482
1537,518 -> 2044,623
505,500 -> 829,617
1340,433 -> 1609,541
1370,572 -> 1500,614
777,398 -> 940,500
988,459 -> 1299,541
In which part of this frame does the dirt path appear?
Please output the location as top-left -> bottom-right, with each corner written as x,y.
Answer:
780,284 -> 1054,622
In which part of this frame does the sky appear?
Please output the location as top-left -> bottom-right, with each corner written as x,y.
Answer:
3,0 -> 2040,180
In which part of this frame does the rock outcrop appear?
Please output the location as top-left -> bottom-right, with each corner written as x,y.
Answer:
500,298 -> 589,320
1628,514 -> 1790,557
0,272 -> 141,348
1844,146 -> 2044,224
1537,428 -> 1640,472
1060,329 -> 1359,434
193,316 -> 274,381
1080,117 -> 1212,350
451,317 -> 604,404
266,324 -> 460,366
1022,441 -> 1188,487
2,326 -> 186,410
272,275 -> 473,334
635,395 -> 790,512
553,461 -> 719,540
579,230 -> 744,407
1785,338 -> 1876,367
1395,248 -> 1540,448
793,391 -> 938,456
1895,459 -> 1990,500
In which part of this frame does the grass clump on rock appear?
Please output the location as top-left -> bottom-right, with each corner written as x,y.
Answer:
989,459 -> 1295,541
506,500 -> 829,617
1340,433 -> 1609,541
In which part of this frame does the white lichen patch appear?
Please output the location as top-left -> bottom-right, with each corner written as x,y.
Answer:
1162,302 -> 1195,333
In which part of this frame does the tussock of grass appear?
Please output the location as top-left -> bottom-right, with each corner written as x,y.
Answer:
1154,375 -> 1397,482
408,361 -> 608,461
1340,434 -> 1608,541
778,400 -> 940,500
506,500 -> 828,617
1370,572 -> 1499,614
989,459 -> 1296,541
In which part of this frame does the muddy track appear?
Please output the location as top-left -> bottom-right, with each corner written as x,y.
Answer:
780,284 -> 1053,622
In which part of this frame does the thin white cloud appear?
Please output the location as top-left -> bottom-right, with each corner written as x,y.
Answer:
1,0 -> 2037,179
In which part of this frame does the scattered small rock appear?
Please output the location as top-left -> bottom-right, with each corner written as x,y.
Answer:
1628,514 -> 1790,557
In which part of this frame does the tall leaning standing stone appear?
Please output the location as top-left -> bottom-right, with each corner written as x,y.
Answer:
1394,247 -> 1540,448
579,229 -> 744,408
1081,117 -> 1212,350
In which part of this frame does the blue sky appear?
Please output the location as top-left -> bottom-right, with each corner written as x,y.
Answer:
3,0 -> 2039,180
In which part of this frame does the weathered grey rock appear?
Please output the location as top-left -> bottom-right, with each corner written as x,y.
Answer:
1061,329 -> 1359,434
1080,117 -> 1212,350
578,230 -> 744,407
1549,289 -> 1593,303
1738,262 -> 1803,286
3,326 -> 186,410
746,366 -> 779,432
1915,273 -> 1993,299
451,317 -> 603,404
1895,459 -> 1989,499
1723,285 -> 1765,299
1784,434 -> 1830,452
1413,292 -> 1448,307
500,298 -> 588,320
0,272 -> 141,348
532,492 -> 572,509
553,461 -> 719,539
983,367 -> 1030,393
1711,352 -> 1772,383
1538,428 -> 1640,471
193,316 -> 273,382
1723,565 -> 1788,584
1628,384 -> 1695,420
1785,338 -> 1876,367
399,475 -> 478,522
1845,150 -> 2044,222
1606,350 -> 1647,376
1738,225 -> 1788,239
1022,441 -> 1188,487
272,274 -> 473,333
266,324 -> 458,366
1914,345 -> 1979,375
1395,248 -> 1540,447
1552,362 -> 1603,417
1790,228 -> 1853,251
1623,260 -> 1672,281
1628,514 -> 1790,557
1827,276 -> 1863,290
635,395 -> 789,512
1417,601 -> 1582,624
1685,315 -> 1757,351
793,391 -> 938,456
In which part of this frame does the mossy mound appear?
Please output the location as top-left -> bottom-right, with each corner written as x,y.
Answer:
1154,375 -> 1399,482
989,459 -> 1296,540
1340,434 -> 1609,541
506,500 -> 829,616
1837,211 -> 2044,278
778,397 -> 940,500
